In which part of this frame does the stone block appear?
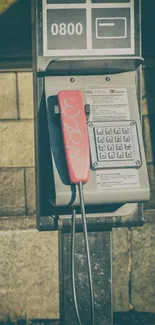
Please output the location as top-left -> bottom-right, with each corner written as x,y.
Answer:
0,220 -> 130,321
143,116 -> 155,163
0,169 -> 25,216
0,121 -> 34,167
25,168 -> 36,215
18,72 -> 34,119
0,216 -> 36,231
0,73 -> 17,119
112,228 -> 130,311
0,229 -> 59,321
131,224 -> 155,312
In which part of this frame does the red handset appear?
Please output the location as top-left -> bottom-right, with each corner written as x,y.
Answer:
58,90 -> 90,184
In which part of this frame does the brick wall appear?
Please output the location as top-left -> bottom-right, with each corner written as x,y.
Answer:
0,68 -> 155,321
0,72 -> 35,216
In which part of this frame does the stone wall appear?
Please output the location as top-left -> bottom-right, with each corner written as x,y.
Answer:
0,67 -> 155,321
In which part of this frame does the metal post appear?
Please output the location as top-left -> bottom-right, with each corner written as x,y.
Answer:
59,229 -> 112,325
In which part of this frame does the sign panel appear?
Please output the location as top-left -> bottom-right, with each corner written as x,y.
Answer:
92,8 -> 131,49
47,0 -> 86,3
95,17 -> 127,39
47,9 -> 86,50
43,0 -> 134,56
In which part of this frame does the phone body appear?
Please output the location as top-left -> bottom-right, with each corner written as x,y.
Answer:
45,70 -> 150,209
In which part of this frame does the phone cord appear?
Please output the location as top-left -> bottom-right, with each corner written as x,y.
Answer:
71,209 -> 82,325
71,183 -> 95,325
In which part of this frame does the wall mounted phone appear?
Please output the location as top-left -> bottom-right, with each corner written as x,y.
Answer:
46,70 -> 150,210
32,1 -> 149,324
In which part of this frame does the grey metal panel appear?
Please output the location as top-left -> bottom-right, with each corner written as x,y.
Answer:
45,71 -> 150,208
40,56 -> 144,74
32,0 -> 141,72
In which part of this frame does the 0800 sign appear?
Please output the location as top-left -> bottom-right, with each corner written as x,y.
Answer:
51,22 -> 83,36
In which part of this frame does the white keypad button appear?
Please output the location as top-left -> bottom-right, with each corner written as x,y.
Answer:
99,144 -> 106,151
123,135 -> 131,142
126,151 -> 133,158
116,144 -> 123,150
100,152 -> 107,159
114,128 -> 121,134
97,128 -> 104,135
108,152 -> 115,159
124,144 -> 132,150
115,136 -> 122,142
105,128 -> 112,134
107,144 -> 114,151
98,136 -> 105,143
117,152 -> 124,159
122,127 -> 130,134
106,136 -> 113,143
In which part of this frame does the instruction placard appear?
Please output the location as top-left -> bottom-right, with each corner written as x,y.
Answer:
96,168 -> 140,190
86,88 -> 130,121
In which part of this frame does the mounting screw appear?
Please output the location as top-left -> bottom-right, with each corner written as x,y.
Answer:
130,121 -> 136,126
88,123 -> 93,128
93,162 -> 98,167
70,77 -> 75,83
135,160 -> 141,166
105,76 -> 110,82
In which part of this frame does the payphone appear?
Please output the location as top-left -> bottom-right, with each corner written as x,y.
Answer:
32,0 -> 150,324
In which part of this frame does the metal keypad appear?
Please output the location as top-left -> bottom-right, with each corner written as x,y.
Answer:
88,121 -> 142,169
95,126 -> 134,162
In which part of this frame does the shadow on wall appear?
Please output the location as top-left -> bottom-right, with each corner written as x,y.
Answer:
142,0 -> 155,58
142,63 -> 155,212
1,312 -> 155,325
142,66 -> 155,160
0,0 -> 32,62
0,317 -> 59,325
141,0 -> 155,211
